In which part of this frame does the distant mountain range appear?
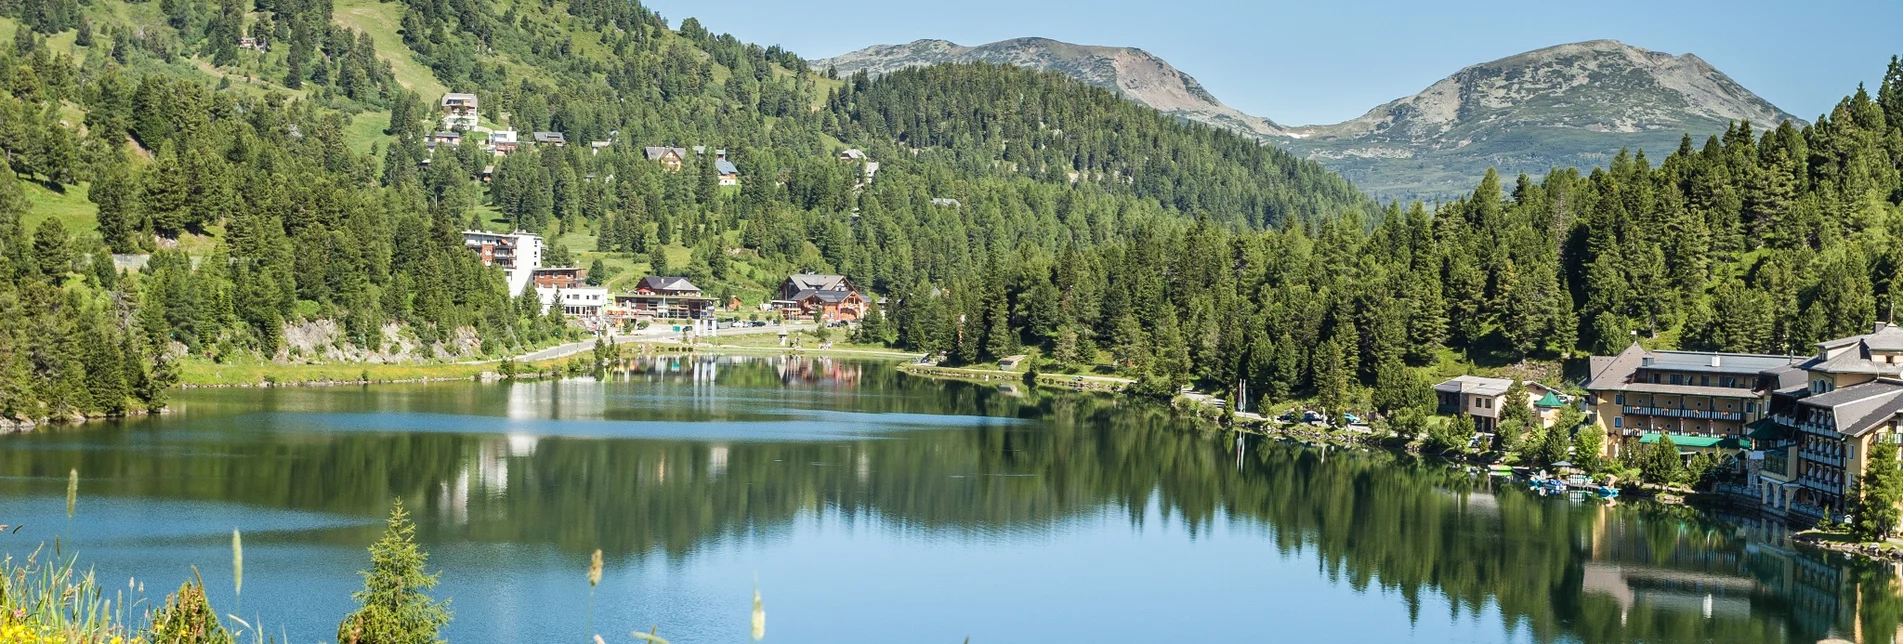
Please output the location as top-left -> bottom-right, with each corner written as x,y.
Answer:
814,39 -> 1804,201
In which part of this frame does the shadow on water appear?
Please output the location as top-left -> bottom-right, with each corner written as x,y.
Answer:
0,354 -> 1899,643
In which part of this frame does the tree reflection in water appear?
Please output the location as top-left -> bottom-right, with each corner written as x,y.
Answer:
1,355 -> 1899,644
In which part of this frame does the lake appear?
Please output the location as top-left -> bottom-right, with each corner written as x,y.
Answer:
1,355 -> 1899,643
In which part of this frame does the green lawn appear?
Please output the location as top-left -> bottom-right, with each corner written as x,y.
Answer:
332,0 -> 449,99
344,110 -> 392,154
180,357 -> 491,386
21,181 -> 97,236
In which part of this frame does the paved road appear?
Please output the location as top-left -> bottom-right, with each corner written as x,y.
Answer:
504,322 -> 818,363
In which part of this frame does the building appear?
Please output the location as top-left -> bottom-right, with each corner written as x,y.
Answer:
643,147 -> 687,171
1584,344 -> 1799,451
1583,324 -> 1903,523
715,159 -> 739,186
532,132 -> 566,147
489,130 -> 518,155
238,36 -> 266,51
1432,376 -> 1571,433
1435,376 -> 1513,434
590,140 -> 612,155
428,131 -> 463,147
462,231 -> 543,296
1751,323 -> 1903,520
537,286 -> 609,317
531,267 -> 585,289
618,276 -> 715,319
838,148 -> 867,161
773,274 -> 866,321
440,92 -> 479,116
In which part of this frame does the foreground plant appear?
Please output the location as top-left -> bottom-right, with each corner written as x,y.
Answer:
147,573 -> 231,644
0,548 -> 138,644
337,500 -> 451,644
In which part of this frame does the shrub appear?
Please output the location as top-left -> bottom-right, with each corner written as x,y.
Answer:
149,575 -> 233,644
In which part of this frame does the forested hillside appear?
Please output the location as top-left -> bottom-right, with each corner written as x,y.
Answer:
875,61 -> 1903,415
0,0 -> 1367,423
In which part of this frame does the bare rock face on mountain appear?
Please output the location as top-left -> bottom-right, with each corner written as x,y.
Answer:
1278,40 -> 1804,200
820,37 -> 1802,201
813,38 -> 1287,139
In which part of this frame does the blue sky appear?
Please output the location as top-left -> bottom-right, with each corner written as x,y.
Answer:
639,0 -> 1901,126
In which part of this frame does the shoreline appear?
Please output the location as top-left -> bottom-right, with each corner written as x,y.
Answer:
38,346 -> 1903,567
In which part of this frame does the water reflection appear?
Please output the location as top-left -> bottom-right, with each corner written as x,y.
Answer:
0,356 -> 1898,643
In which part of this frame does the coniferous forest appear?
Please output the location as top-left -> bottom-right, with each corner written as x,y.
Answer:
0,0 -> 1900,427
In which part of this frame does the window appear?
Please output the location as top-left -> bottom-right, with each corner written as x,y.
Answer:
1721,377 -> 1736,388
1614,418 -> 1623,428
1700,376 -> 1710,387
1670,374 -> 1684,385
1746,402 -> 1756,413
1616,394 -> 1625,406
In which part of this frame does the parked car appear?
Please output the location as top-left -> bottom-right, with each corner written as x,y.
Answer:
1277,411 -> 1297,422
1302,411 -> 1323,423
1343,412 -> 1363,425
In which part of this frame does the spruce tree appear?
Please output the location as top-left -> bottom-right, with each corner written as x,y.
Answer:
338,500 -> 452,644
1854,440 -> 1903,541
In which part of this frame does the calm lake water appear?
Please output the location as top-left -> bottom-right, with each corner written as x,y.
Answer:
2,355 -> 1900,643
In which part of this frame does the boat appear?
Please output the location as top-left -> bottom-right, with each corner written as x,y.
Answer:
1596,486 -> 1620,498
1487,464 -> 1513,478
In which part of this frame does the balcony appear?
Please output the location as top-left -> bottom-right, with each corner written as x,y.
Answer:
1800,477 -> 1843,494
1620,405 -> 1743,421
1797,419 -> 1841,437
1799,447 -> 1845,468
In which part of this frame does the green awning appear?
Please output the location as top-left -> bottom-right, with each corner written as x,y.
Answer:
1534,391 -> 1566,408
1744,418 -> 1790,442
1637,432 -> 1728,449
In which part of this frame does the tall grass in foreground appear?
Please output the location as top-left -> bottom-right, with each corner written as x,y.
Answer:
0,547 -> 139,644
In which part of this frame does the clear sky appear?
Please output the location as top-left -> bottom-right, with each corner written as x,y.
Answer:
638,0 -> 1902,126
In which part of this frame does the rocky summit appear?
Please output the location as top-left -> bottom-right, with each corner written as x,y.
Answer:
1278,40 -> 1805,200
812,37 -> 1287,140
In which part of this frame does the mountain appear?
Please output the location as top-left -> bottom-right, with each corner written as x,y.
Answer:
820,38 -> 1803,201
812,38 -> 1287,139
1279,40 -> 1806,200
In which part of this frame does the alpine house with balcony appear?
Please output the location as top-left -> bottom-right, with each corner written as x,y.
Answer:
1585,344 -> 1802,456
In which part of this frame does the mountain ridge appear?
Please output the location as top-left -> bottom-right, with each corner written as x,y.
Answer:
817,37 -> 1804,200
813,37 -> 1287,139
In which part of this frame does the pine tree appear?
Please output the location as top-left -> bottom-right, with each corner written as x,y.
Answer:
338,500 -> 452,644
1563,407 -> 1603,473
1314,336 -> 1349,425
1853,440 -> 1903,541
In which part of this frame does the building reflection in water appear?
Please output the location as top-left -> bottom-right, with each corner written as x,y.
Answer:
1567,497 -> 1903,643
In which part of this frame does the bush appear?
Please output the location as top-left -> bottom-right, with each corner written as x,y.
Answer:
149,576 -> 233,644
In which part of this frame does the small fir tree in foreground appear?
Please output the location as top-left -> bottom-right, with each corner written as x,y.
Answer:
339,499 -> 452,644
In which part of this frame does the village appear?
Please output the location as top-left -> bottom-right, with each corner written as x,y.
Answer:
430,91 -> 877,341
